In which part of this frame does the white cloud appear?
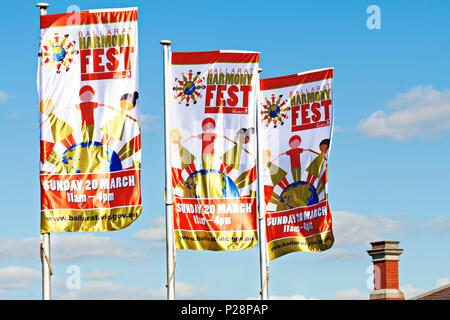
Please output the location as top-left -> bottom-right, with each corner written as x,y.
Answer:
400,284 -> 425,299
6,112 -> 23,119
133,217 -> 166,246
54,280 -> 207,300
329,210 -> 404,247
56,280 -> 151,300
165,281 -> 209,300
333,288 -> 369,300
0,266 -> 40,294
0,237 -> 39,262
357,85 -> 450,140
0,235 -> 146,262
0,90 -> 7,104
51,234 -> 146,261
436,278 -> 449,287
140,113 -> 159,131
319,210 -> 404,261
319,248 -> 365,261
425,216 -> 450,234
82,270 -> 118,280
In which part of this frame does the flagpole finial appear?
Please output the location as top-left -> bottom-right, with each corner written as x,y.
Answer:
160,40 -> 172,46
36,2 -> 50,9
36,2 -> 50,15
258,68 -> 263,73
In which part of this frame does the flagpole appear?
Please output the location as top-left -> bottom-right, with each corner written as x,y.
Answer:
36,2 -> 51,301
160,40 -> 176,300
256,67 -> 269,300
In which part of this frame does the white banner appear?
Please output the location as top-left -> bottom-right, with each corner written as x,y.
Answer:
38,8 -> 141,232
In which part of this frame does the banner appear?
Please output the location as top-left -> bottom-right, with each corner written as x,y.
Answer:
169,50 -> 259,250
38,8 -> 141,232
259,68 -> 335,260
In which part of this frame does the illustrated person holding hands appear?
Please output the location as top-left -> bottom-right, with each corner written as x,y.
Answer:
220,127 -> 255,175
276,135 -> 304,183
183,117 -> 221,170
101,91 -> 139,146
305,139 -> 330,185
76,85 -> 99,142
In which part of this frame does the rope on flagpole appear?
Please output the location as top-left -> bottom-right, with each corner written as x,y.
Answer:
165,255 -> 176,288
259,272 -> 269,295
40,239 -> 53,276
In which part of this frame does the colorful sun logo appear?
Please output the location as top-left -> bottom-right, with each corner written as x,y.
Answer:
173,70 -> 206,106
39,33 -> 79,73
261,94 -> 290,128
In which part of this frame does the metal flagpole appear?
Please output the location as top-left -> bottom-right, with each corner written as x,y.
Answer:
160,40 -> 176,300
256,68 -> 269,300
36,2 -> 52,301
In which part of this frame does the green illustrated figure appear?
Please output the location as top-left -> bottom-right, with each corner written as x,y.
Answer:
170,128 -> 197,191
39,98 -> 75,167
262,149 -> 290,206
220,127 -> 255,174
316,163 -> 328,199
306,139 -> 330,185
101,91 -> 139,146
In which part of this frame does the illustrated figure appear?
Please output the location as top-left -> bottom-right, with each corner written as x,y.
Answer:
262,149 -> 290,206
76,85 -> 99,142
305,139 -> 330,185
101,91 -> 139,146
173,70 -> 205,106
181,117 -> 217,170
233,165 -> 257,190
316,163 -> 328,198
279,135 -> 304,183
220,127 -> 255,175
39,98 -> 75,165
117,134 -> 142,162
116,133 -> 142,170
38,33 -> 79,73
170,128 -> 197,189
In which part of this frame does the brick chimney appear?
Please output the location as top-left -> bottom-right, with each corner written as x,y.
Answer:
367,240 -> 404,300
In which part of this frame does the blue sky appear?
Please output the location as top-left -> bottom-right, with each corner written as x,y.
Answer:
0,0 -> 449,299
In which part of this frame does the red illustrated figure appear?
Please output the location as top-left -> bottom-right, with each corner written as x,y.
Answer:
282,135 -> 304,182
199,117 -> 217,170
76,85 -> 99,142
182,117 -> 218,170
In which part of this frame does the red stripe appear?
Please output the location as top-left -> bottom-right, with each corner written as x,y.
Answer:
292,120 -> 331,132
260,68 -> 333,90
205,106 -> 248,114
81,71 -> 131,81
40,9 -> 137,29
172,51 -> 259,65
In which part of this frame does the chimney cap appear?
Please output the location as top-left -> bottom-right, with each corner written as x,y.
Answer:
369,240 -> 401,249
367,240 -> 403,262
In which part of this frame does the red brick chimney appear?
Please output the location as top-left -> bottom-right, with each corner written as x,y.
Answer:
367,240 -> 405,300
